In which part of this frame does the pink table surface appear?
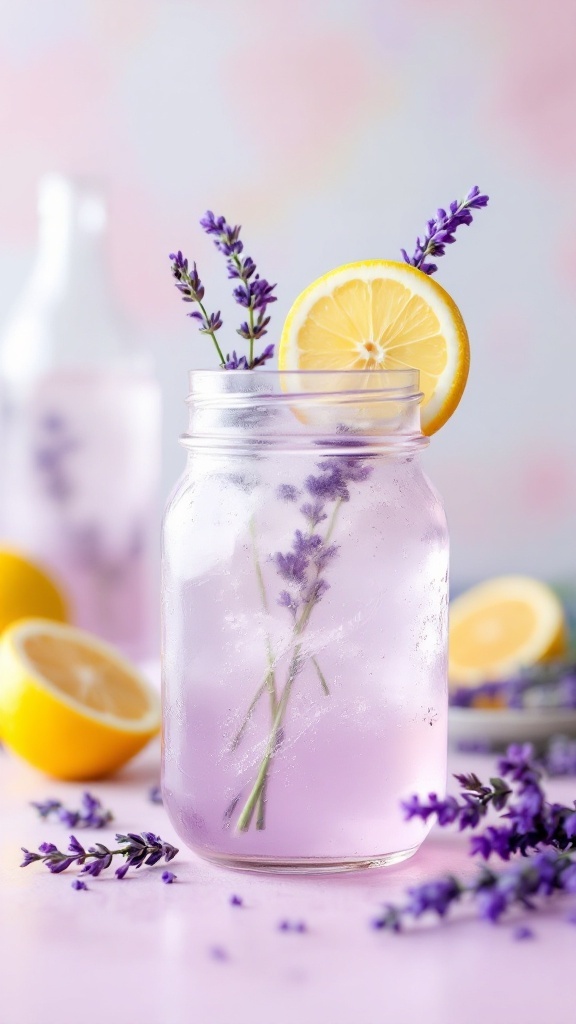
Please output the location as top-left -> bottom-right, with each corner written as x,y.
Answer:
1,740 -> 574,1024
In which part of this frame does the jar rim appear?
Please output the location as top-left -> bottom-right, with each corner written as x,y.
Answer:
187,367 -> 422,402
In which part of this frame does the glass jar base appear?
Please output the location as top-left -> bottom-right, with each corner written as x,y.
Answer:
194,844 -> 421,875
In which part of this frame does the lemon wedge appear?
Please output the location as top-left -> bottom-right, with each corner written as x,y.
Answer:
0,618 -> 160,779
278,260 -> 469,435
449,576 -> 569,688
0,549 -> 67,633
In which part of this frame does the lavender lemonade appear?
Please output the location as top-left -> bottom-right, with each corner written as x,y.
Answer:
163,370 -> 448,868
162,192 -> 487,871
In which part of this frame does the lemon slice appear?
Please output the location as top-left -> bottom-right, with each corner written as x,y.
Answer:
278,260 -> 469,434
0,618 -> 160,779
0,549 -> 68,633
449,576 -> 569,688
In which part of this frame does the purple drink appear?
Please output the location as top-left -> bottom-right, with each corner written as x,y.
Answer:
162,370 -> 448,871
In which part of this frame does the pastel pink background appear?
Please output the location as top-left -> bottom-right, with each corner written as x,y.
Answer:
0,0 -> 574,586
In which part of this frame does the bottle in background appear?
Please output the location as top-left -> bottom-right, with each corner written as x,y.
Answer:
0,174 -> 161,661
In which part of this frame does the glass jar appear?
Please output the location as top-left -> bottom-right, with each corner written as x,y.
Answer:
162,369 -> 448,872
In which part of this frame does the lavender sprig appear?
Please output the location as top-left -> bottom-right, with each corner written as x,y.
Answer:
20,832 -> 178,880
372,849 -> 576,931
401,186 -> 489,275
169,250 -> 225,365
403,743 -> 576,861
200,211 -> 277,368
233,450 -> 372,832
31,791 -> 113,829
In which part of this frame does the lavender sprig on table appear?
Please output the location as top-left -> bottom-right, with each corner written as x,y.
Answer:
31,791 -> 113,829
401,186 -> 489,276
376,743 -> 576,932
403,743 -> 576,860
373,848 -> 576,931
20,832 -> 178,880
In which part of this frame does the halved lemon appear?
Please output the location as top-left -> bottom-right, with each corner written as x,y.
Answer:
0,548 -> 68,634
449,576 -> 569,688
278,260 -> 469,434
0,618 -> 160,779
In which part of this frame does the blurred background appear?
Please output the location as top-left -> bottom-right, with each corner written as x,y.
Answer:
0,0 -> 574,597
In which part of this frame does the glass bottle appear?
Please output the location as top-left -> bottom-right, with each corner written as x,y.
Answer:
162,369 -> 448,872
0,175 -> 160,660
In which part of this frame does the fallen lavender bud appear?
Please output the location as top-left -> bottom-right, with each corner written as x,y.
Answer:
71,879 -> 88,891
31,791 -> 113,829
148,785 -> 163,805
161,871 -> 176,884
278,919 -> 307,933
20,832 -> 178,880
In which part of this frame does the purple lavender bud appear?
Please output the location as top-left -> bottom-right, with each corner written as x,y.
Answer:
476,887 -> 508,923
20,849 -> 42,867
250,343 -> 275,367
300,502 -> 328,527
48,858 -> 75,874
209,946 -> 229,962
402,187 -> 488,275
149,785 -> 163,805
68,836 -> 86,857
71,879 -> 88,891
406,877 -> 460,918
229,894 -> 243,906
162,871 -> 176,884
277,484 -> 300,502
512,925 -> 534,940
561,864 -> 576,892
38,842 -> 58,855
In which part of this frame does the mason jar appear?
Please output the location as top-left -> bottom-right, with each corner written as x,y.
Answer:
161,369 -> 448,872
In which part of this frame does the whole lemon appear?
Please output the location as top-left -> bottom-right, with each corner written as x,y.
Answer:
0,549 -> 68,633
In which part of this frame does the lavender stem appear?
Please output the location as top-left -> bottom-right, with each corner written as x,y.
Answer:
197,299 -> 226,365
235,500 -> 343,831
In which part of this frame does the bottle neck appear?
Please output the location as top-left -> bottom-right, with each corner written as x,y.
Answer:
0,176 -> 151,384
32,180 -> 111,307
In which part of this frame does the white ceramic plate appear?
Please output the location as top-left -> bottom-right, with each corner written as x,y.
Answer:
449,706 -> 576,746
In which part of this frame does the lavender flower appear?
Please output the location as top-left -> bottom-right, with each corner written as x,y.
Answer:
545,735 -> 576,776
31,791 -> 113,829
273,455 -> 371,622
229,894 -> 243,907
20,832 -> 178,880
403,743 -> 576,861
161,870 -> 176,884
401,186 -> 489,275
148,785 -> 163,805
71,879 -> 88,891
233,449 -> 372,833
372,849 -> 576,931
169,250 -> 225,365
200,210 -> 277,367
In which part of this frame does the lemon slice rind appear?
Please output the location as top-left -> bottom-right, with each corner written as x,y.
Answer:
279,260 -> 469,435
